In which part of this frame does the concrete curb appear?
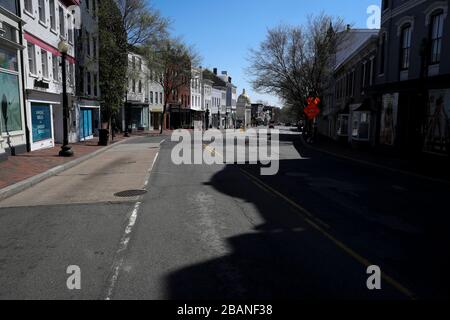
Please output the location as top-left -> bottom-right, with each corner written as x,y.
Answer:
0,137 -> 140,202
299,136 -> 450,186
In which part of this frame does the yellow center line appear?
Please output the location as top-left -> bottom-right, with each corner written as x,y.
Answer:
202,143 -> 416,299
238,168 -> 416,300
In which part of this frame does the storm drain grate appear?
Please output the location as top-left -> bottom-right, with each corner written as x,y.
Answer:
114,189 -> 148,198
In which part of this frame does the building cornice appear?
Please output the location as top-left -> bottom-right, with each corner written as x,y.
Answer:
381,0 -> 427,25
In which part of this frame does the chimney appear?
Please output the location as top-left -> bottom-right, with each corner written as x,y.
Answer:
346,24 -> 351,31
222,71 -> 228,75
213,68 -> 217,75
228,77 -> 232,83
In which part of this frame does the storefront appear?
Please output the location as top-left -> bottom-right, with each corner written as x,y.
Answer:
30,102 -> 53,150
169,105 -> 191,129
123,102 -> 149,132
25,91 -> 61,151
350,102 -> 376,145
74,100 -> 101,142
0,3 -> 27,161
130,105 -> 149,131
423,89 -> 450,155
150,108 -> 163,131
379,93 -> 399,147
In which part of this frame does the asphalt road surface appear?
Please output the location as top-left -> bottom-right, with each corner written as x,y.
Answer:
0,131 -> 448,299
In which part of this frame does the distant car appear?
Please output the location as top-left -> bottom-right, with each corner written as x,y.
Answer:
285,122 -> 292,127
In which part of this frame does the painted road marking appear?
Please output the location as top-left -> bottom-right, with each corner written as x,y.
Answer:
201,144 -> 415,299
104,151 -> 159,300
104,201 -> 141,300
306,143 -> 450,187
239,168 -> 416,300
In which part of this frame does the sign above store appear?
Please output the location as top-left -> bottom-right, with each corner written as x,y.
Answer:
34,79 -> 49,89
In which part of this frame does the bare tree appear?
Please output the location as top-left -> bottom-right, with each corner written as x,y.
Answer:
247,14 -> 346,120
142,38 -> 201,133
116,0 -> 170,46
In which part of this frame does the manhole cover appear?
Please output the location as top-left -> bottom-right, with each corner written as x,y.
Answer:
114,190 -> 148,197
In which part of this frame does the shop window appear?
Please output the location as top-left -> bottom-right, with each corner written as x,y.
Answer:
352,112 -> 371,141
0,72 -> 22,132
337,114 -> 349,136
31,103 -> 52,142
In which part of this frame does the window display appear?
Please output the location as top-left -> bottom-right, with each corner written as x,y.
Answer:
0,72 -> 22,132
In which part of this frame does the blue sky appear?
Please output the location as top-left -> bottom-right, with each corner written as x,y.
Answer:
151,0 -> 382,107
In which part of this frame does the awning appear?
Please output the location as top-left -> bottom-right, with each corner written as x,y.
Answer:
352,99 -> 374,112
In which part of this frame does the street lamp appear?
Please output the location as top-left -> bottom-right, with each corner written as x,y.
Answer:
205,104 -> 209,131
58,40 -> 73,157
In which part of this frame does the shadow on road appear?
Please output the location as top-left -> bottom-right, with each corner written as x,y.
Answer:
164,134 -> 450,300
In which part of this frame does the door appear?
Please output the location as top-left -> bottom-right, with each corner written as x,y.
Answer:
80,108 -> 93,140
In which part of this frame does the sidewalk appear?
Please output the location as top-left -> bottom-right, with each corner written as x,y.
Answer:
301,135 -> 450,184
0,136 -> 131,190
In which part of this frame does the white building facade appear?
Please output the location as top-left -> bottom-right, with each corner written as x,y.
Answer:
74,0 -> 100,142
190,67 -> 203,130
123,52 -> 150,132
148,67 -> 163,131
21,0 -> 78,151
236,89 -> 251,128
202,78 -> 212,129
1,0 -> 28,160
212,86 -> 226,129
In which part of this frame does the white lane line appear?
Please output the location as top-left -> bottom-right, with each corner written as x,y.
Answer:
104,151 -> 159,300
144,152 -> 159,188
160,139 -> 166,145
105,201 -> 141,300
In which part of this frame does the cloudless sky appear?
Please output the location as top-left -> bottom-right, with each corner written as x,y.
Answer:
150,0 -> 382,107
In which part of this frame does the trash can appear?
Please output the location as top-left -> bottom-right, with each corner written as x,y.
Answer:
98,129 -> 109,146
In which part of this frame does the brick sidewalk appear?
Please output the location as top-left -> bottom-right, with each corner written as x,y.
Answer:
0,135 -> 132,190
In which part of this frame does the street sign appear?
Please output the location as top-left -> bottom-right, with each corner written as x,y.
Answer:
304,97 -> 320,120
